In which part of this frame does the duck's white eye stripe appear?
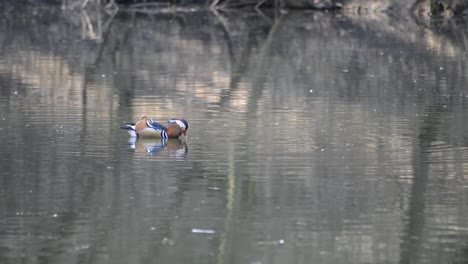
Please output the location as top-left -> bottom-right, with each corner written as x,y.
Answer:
174,120 -> 186,129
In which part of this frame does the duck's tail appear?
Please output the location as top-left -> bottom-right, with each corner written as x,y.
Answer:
120,123 -> 137,137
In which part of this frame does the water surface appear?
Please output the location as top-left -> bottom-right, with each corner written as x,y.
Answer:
1,4 -> 468,264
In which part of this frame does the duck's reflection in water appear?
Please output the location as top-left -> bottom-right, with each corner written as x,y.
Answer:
128,137 -> 188,159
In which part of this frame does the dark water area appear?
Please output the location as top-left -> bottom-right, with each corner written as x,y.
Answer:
1,4 -> 468,264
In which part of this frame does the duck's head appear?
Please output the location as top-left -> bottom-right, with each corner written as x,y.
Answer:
166,124 -> 182,138
169,118 -> 189,136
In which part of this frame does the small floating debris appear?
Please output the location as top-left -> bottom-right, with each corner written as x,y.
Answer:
72,244 -> 90,252
162,237 -> 175,246
257,239 -> 285,246
192,229 -> 216,234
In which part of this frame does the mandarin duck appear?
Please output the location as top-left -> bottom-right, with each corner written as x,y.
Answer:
121,116 -> 189,139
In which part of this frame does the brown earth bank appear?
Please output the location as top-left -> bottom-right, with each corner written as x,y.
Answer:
5,0 -> 468,17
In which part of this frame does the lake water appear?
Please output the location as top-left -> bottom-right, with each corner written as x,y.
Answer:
1,4 -> 468,264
